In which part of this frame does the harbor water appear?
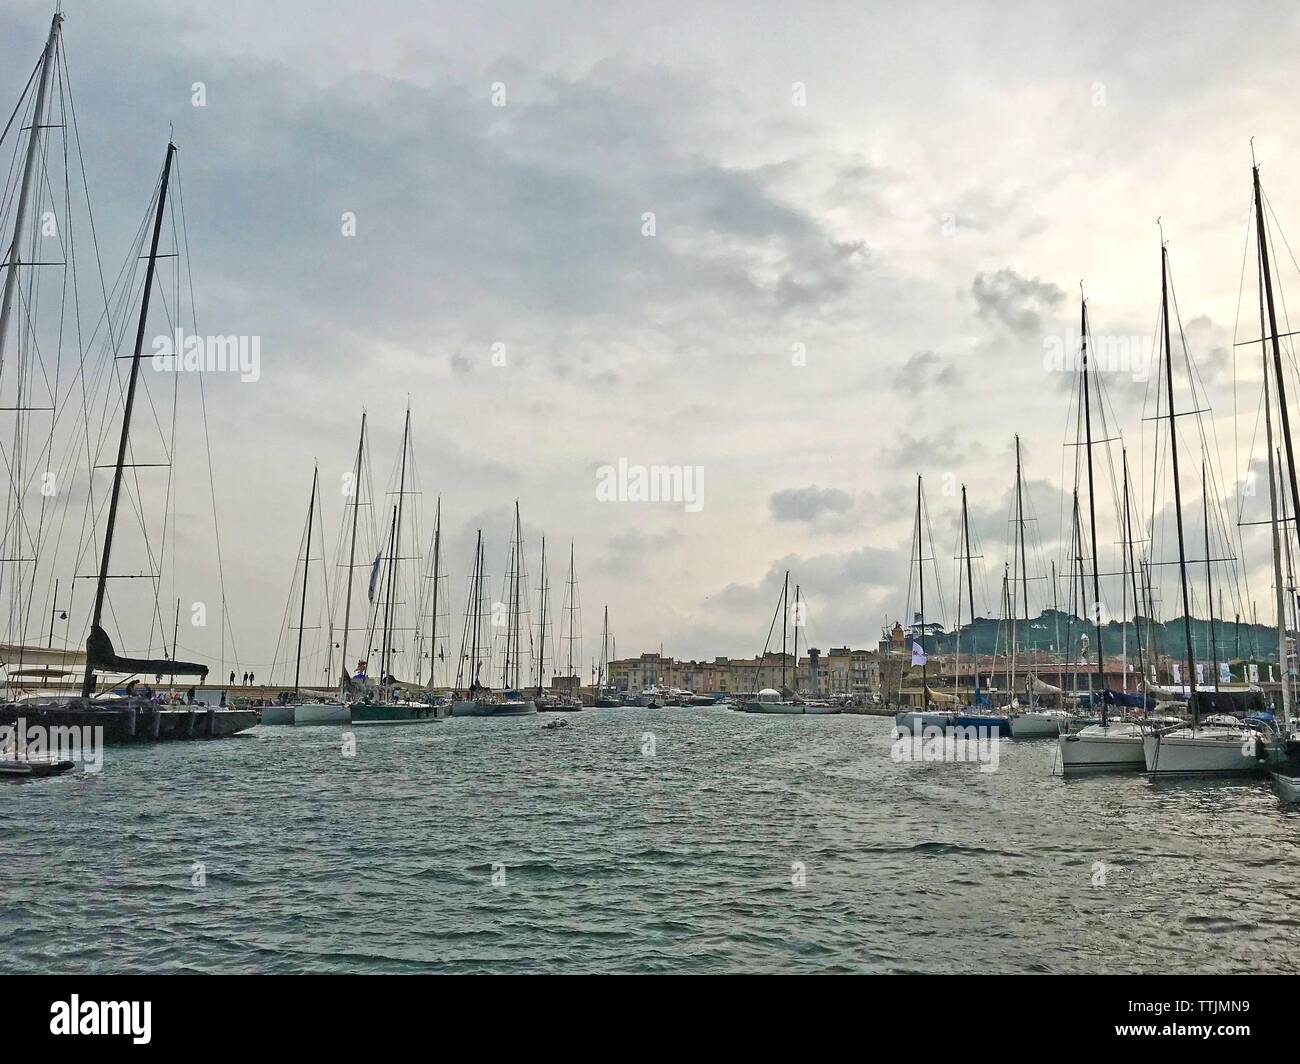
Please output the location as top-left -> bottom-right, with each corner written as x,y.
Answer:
3,707 -> 1298,973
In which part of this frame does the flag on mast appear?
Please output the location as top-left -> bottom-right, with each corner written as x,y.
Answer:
911,641 -> 927,666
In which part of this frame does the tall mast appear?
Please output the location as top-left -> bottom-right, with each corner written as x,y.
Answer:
382,407 -> 411,688
536,535 -> 548,695
1015,434 -> 1030,701
0,13 -> 62,385
81,143 -> 175,698
340,412 -> 365,686
293,465 -> 319,695
1202,462 -> 1219,693
427,495 -> 441,688
566,540 -> 576,685
378,504 -> 397,685
962,484 -> 977,704
470,530 -> 482,689
779,570 -> 789,693
793,584 -> 801,697
1080,298 -> 1107,726
1254,166 -> 1300,531
512,504 -> 523,689
1259,241 -> 1291,722
1122,450 -> 1146,702
916,476 -> 926,703
600,605 -> 609,689
1161,243 -> 1199,727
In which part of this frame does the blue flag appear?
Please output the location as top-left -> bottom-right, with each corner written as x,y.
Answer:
368,552 -> 382,603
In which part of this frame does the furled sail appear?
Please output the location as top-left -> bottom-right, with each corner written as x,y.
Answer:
86,625 -> 208,678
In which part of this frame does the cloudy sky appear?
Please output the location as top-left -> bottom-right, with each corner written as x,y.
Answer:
2,0 -> 1299,683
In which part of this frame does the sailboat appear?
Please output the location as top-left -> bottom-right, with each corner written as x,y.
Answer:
1054,292 -> 1150,770
350,407 -> 440,724
548,542 -> 584,710
262,465 -> 349,725
1140,232 -> 1260,774
533,537 -> 567,711
1235,162 -> 1300,797
0,125 -> 257,740
741,571 -> 805,713
451,506 -> 536,716
593,606 -> 621,706
896,476 -> 956,730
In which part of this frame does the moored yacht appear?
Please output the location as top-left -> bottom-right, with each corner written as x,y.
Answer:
1142,716 -> 1261,777
451,688 -> 537,717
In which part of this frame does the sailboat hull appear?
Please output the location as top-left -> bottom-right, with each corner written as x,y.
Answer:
1010,712 -> 1065,738
894,711 -> 955,730
450,699 -> 537,717
1142,729 -> 1260,776
1059,724 -> 1145,771
259,703 -> 351,726
350,703 -> 442,725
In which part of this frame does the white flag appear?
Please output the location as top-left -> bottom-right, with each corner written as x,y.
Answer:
1219,662 -> 1231,683
1249,663 -> 1260,683
911,641 -> 927,666
1195,662 -> 1205,685
1172,662 -> 1182,684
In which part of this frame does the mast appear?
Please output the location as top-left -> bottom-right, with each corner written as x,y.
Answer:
536,536 -> 548,695
510,503 -> 523,689
340,412 -> 365,686
916,476 -> 926,704
1122,450 -> 1146,704
1080,298 -> 1107,726
378,504 -> 397,686
1161,243 -> 1199,727
1015,436 -> 1030,699
427,496 -> 441,688
962,484 -> 977,704
566,540 -> 576,687
780,570 -> 789,694
1254,165 -> 1300,531
469,530 -> 483,690
600,605 -> 609,689
293,465 -> 319,696
81,143 -> 176,699
1202,463 -> 1219,694
1260,241 -> 1291,723
0,13 -> 62,385
793,584 -> 800,697
381,407 -> 411,689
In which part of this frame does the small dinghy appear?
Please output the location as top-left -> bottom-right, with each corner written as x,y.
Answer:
0,756 -> 75,779
543,717 -> 570,730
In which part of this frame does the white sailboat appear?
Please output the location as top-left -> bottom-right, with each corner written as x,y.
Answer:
1058,293 -> 1144,771
895,477 -> 955,730
262,465 -> 349,726
1142,232 -> 1261,775
451,505 -> 537,716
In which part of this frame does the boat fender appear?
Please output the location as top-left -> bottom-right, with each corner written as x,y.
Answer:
149,707 -> 161,740
206,708 -> 216,737
186,711 -> 197,737
125,706 -> 137,738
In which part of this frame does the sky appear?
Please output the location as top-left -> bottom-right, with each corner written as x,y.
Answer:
2,0 -> 1300,685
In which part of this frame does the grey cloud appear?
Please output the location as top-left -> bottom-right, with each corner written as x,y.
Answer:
972,268 -> 1065,336
769,485 -> 854,524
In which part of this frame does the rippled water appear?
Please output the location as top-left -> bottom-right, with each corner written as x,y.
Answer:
2,707 -> 1298,973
